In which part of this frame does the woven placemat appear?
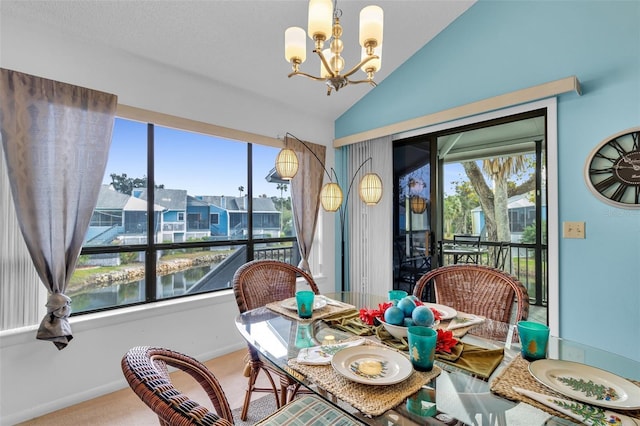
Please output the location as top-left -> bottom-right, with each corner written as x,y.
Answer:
490,354 -> 640,421
266,299 -> 356,322
287,341 -> 440,417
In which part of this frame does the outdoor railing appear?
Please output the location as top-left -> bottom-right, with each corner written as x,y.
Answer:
440,240 -> 547,307
254,242 -> 299,265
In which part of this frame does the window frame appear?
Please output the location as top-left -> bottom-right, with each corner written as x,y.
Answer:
73,115 -> 297,316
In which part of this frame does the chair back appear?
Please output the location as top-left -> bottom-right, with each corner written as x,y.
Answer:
233,259 -> 319,313
494,241 -> 510,270
413,264 -> 529,323
121,346 -> 234,426
453,234 -> 482,264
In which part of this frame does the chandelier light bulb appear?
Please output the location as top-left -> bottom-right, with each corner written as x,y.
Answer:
359,5 -> 384,47
285,27 -> 307,64
308,0 -> 333,42
361,44 -> 382,73
320,49 -> 332,77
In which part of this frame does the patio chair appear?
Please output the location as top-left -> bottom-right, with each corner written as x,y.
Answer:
394,238 -> 431,294
232,259 -> 319,421
493,241 -> 510,270
412,264 -> 529,324
453,234 -> 482,264
121,346 -> 361,426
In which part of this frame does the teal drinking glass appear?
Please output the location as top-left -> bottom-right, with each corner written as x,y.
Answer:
295,290 -> 315,319
517,320 -> 550,361
407,326 -> 437,371
388,290 -> 408,302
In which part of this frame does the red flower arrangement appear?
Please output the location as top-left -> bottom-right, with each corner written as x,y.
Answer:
358,302 -> 393,325
435,329 -> 458,353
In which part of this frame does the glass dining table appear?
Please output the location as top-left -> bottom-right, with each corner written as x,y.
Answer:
234,292 -> 640,425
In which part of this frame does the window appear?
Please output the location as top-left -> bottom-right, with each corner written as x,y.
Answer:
70,118 -> 297,315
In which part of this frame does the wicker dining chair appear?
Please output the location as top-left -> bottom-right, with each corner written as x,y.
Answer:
122,346 -> 363,426
412,264 -> 529,324
232,259 -> 319,421
121,346 -> 234,426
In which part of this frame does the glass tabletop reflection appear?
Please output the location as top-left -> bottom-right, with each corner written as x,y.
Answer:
235,292 -> 640,425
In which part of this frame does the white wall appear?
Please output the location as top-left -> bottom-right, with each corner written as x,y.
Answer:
0,15 -> 337,424
1,292 -> 240,423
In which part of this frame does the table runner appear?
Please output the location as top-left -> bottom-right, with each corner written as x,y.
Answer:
323,310 -> 502,378
266,298 -> 356,322
287,341 -> 441,417
490,354 -> 640,421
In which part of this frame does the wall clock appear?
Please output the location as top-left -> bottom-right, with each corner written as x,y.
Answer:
584,127 -> 640,209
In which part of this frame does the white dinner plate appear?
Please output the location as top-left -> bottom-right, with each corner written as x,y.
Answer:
331,345 -> 413,385
529,359 -> 640,410
280,297 -> 327,311
423,303 -> 457,320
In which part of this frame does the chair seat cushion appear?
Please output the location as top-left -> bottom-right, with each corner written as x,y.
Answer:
254,395 -> 363,425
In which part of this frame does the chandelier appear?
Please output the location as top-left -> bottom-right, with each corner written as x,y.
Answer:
284,0 -> 384,95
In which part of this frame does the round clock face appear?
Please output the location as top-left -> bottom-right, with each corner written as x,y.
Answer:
585,127 -> 640,209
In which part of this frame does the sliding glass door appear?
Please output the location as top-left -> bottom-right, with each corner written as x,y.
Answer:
393,110 -> 548,320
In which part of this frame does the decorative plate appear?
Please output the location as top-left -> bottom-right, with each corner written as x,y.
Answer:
296,338 -> 366,365
423,303 -> 458,320
280,297 -> 327,311
331,345 -> 413,385
529,359 -> 640,410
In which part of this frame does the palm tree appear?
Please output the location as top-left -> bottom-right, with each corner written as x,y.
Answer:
276,183 -> 288,233
462,156 -> 534,243
238,185 -> 244,198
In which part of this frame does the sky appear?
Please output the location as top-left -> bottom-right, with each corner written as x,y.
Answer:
103,118 -> 283,198
104,118 -> 531,200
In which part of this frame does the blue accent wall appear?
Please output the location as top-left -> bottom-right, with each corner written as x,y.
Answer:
337,1 -> 640,361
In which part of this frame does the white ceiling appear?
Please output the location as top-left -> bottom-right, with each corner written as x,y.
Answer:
1,0 -> 475,122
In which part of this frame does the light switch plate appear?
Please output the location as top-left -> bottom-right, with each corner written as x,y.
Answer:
563,221 -> 585,239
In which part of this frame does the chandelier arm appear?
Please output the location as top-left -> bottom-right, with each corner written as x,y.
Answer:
288,71 -> 329,82
341,55 -> 379,79
285,132 -> 334,182
314,49 -> 337,78
346,79 -> 378,87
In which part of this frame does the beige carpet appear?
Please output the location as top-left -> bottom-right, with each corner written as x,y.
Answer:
232,395 -> 278,426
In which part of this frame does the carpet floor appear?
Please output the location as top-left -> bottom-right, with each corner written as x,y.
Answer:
232,395 -> 278,426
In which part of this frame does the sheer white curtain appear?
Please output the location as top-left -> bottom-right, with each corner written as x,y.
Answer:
0,69 -> 117,349
346,136 -> 393,297
0,143 -> 42,330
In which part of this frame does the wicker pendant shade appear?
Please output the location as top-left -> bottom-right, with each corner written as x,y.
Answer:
275,148 -> 299,179
359,173 -> 383,205
320,182 -> 343,212
410,196 -> 427,214
275,135 -> 382,214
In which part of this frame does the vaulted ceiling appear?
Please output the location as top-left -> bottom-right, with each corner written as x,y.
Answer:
1,0 -> 475,122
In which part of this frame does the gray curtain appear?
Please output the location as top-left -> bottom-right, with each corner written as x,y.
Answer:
0,69 -> 117,349
286,135 -> 325,273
